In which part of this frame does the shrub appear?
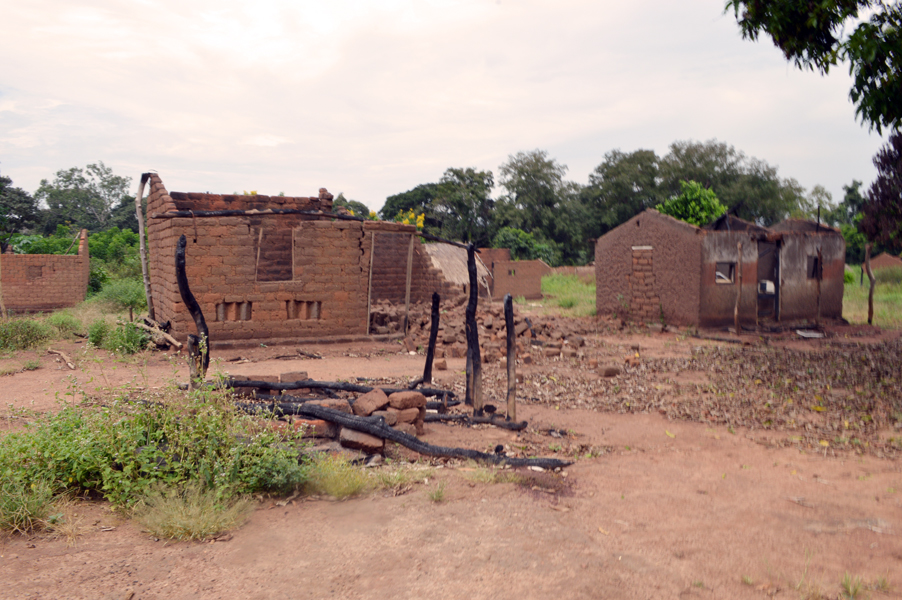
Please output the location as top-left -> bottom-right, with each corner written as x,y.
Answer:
96,278 -> 146,316
0,389 -> 309,508
87,319 -> 109,347
88,262 -> 109,295
0,319 -> 53,351
47,311 -> 83,337
844,269 -> 856,284
104,323 -> 148,355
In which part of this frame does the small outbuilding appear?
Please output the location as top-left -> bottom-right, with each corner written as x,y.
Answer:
594,209 -> 845,328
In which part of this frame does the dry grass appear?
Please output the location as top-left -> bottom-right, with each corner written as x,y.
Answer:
305,454 -> 371,499
843,280 -> 902,329
133,483 -> 253,541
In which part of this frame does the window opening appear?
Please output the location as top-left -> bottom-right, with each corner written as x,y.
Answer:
715,262 -> 735,284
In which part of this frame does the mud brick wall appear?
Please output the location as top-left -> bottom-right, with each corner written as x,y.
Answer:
145,175 -> 463,346
595,210 -> 703,326
628,248 -> 663,323
1,230 -> 90,312
491,259 -> 551,300
369,231 -> 460,304
698,232 -> 758,327
775,232 -> 845,321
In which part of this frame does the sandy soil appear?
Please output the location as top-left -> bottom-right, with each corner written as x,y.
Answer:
1,318 -> 901,600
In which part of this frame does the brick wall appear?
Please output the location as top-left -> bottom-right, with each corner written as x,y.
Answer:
146,175 -> 463,346
628,247 -> 662,323
1,230 -> 90,312
491,259 -> 551,300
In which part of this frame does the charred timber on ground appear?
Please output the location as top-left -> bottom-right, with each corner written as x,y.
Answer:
224,378 -> 456,399
291,403 -> 570,469
424,412 -> 527,431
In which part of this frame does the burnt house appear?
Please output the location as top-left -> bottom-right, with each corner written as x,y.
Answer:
145,175 -> 460,347
594,209 -> 845,327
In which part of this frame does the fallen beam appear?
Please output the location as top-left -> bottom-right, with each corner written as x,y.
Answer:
225,378 -> 456,398
424,413 -> 528,431
291,403 -> 571,469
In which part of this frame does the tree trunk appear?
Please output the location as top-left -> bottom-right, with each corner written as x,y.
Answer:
464,243 -> 483,413
176,234 -> 209,385
135,173 -> 155,321
504,293 -> 517,422
865,243 -> 876,325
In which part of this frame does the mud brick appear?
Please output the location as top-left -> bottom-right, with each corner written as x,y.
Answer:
339,428 -> 384,454
280,371 -> 309,383
307,398 -> 352,414
293,419 -> 339,438
388,407 -> 419,424
353,388 -> 390,416
393,422 -> 417,436
388,391 -> 426,410
371,410 -> 398,426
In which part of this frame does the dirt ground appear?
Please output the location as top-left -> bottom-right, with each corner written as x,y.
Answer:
1,313 -> 901,600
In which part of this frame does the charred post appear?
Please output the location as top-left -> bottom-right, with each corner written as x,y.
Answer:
464,243 -> 483,413
423,292 -> 441,385
865,243 -> 876,325
176,234 -> 209,386
504,293 -> 517,422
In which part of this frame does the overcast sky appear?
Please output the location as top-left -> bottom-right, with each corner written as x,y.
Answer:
0,0 -> 888,213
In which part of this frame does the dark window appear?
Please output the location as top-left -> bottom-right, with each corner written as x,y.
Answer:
715,262 -> 735,284
807,256 -> 820,279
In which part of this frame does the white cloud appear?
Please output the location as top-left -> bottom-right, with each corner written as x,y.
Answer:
0,0 -> 886,211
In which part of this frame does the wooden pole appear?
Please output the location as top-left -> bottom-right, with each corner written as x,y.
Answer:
254,228 -> 264,280
815,247 -> 822,327
504,293 -> 517,422
421,292 -> 441,385
366,232 -> 375,336
0,251 -> 6,320
865,243 -> 876,325
464,243 -> 483,413
403,233 -> 414,335
135,174 -> 155,321
734,241 -> 742,336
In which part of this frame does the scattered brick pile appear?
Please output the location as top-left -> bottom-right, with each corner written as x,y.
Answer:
235,371 -> 426,455
369,299 -> 595,363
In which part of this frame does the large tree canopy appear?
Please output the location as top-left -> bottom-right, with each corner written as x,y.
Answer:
432,167 -> 496,247
35,162 -> 132,234
861,131 -> 902,250
726,0 -> 902,133
0,172 -> 40,252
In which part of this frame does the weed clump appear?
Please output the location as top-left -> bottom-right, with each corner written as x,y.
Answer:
133,482 -> 253,541
0,319 -> 53,351
305,454 -> 370,499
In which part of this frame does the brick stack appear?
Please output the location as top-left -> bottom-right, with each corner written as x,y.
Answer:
628,247 -> 661,323
1,229 -> 90,312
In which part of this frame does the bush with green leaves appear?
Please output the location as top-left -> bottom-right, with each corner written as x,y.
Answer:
96,278 -> 147,315
844,269 -> 856,284
87,319 -> 109,347
104,323 -> 149,355
656,180 -> 727,227
47,311 -> 82,337
0,318 -> 53,351
0,389 -> 310,509
492,227 -> 557,264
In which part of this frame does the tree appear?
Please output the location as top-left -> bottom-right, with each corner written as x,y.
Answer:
430,168 -> 496,246
495,150 -> 583,264
861,131 -> 902,251
380,183 -> 439,221
0,172 -> 39,252
491,227 -> 555,264
659,139 -> 805,226
581,149 -> 663,239
726,0 -> 902,133
35,162 -> 132,234
332,193 -> 371,218
656,180 -> 728,226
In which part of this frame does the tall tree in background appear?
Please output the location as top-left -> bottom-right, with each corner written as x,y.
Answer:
432,168 -> 496,246
659,139 -> 805,225
35,162 -> 132,234
581,149 -> 662,240
379,183 -> 439,221
496,150 -> 582,264
861,132 -> 902,251
0,172 -> 39,252
726,0 -> 902,133
656,180 -> 727,226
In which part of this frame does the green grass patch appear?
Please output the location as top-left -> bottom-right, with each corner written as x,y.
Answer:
46,311 -> 83,337
540,274 -> 596,317
843,280 -> 902,328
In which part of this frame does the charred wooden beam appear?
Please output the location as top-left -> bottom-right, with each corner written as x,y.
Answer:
424,413 -> 527,431
176,234 -> 209,385
422,292 -> 440,385
464,243 -> 483,413
293,403 -> 570,469
225,378 -> 456,398
504,293 -> 517,422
